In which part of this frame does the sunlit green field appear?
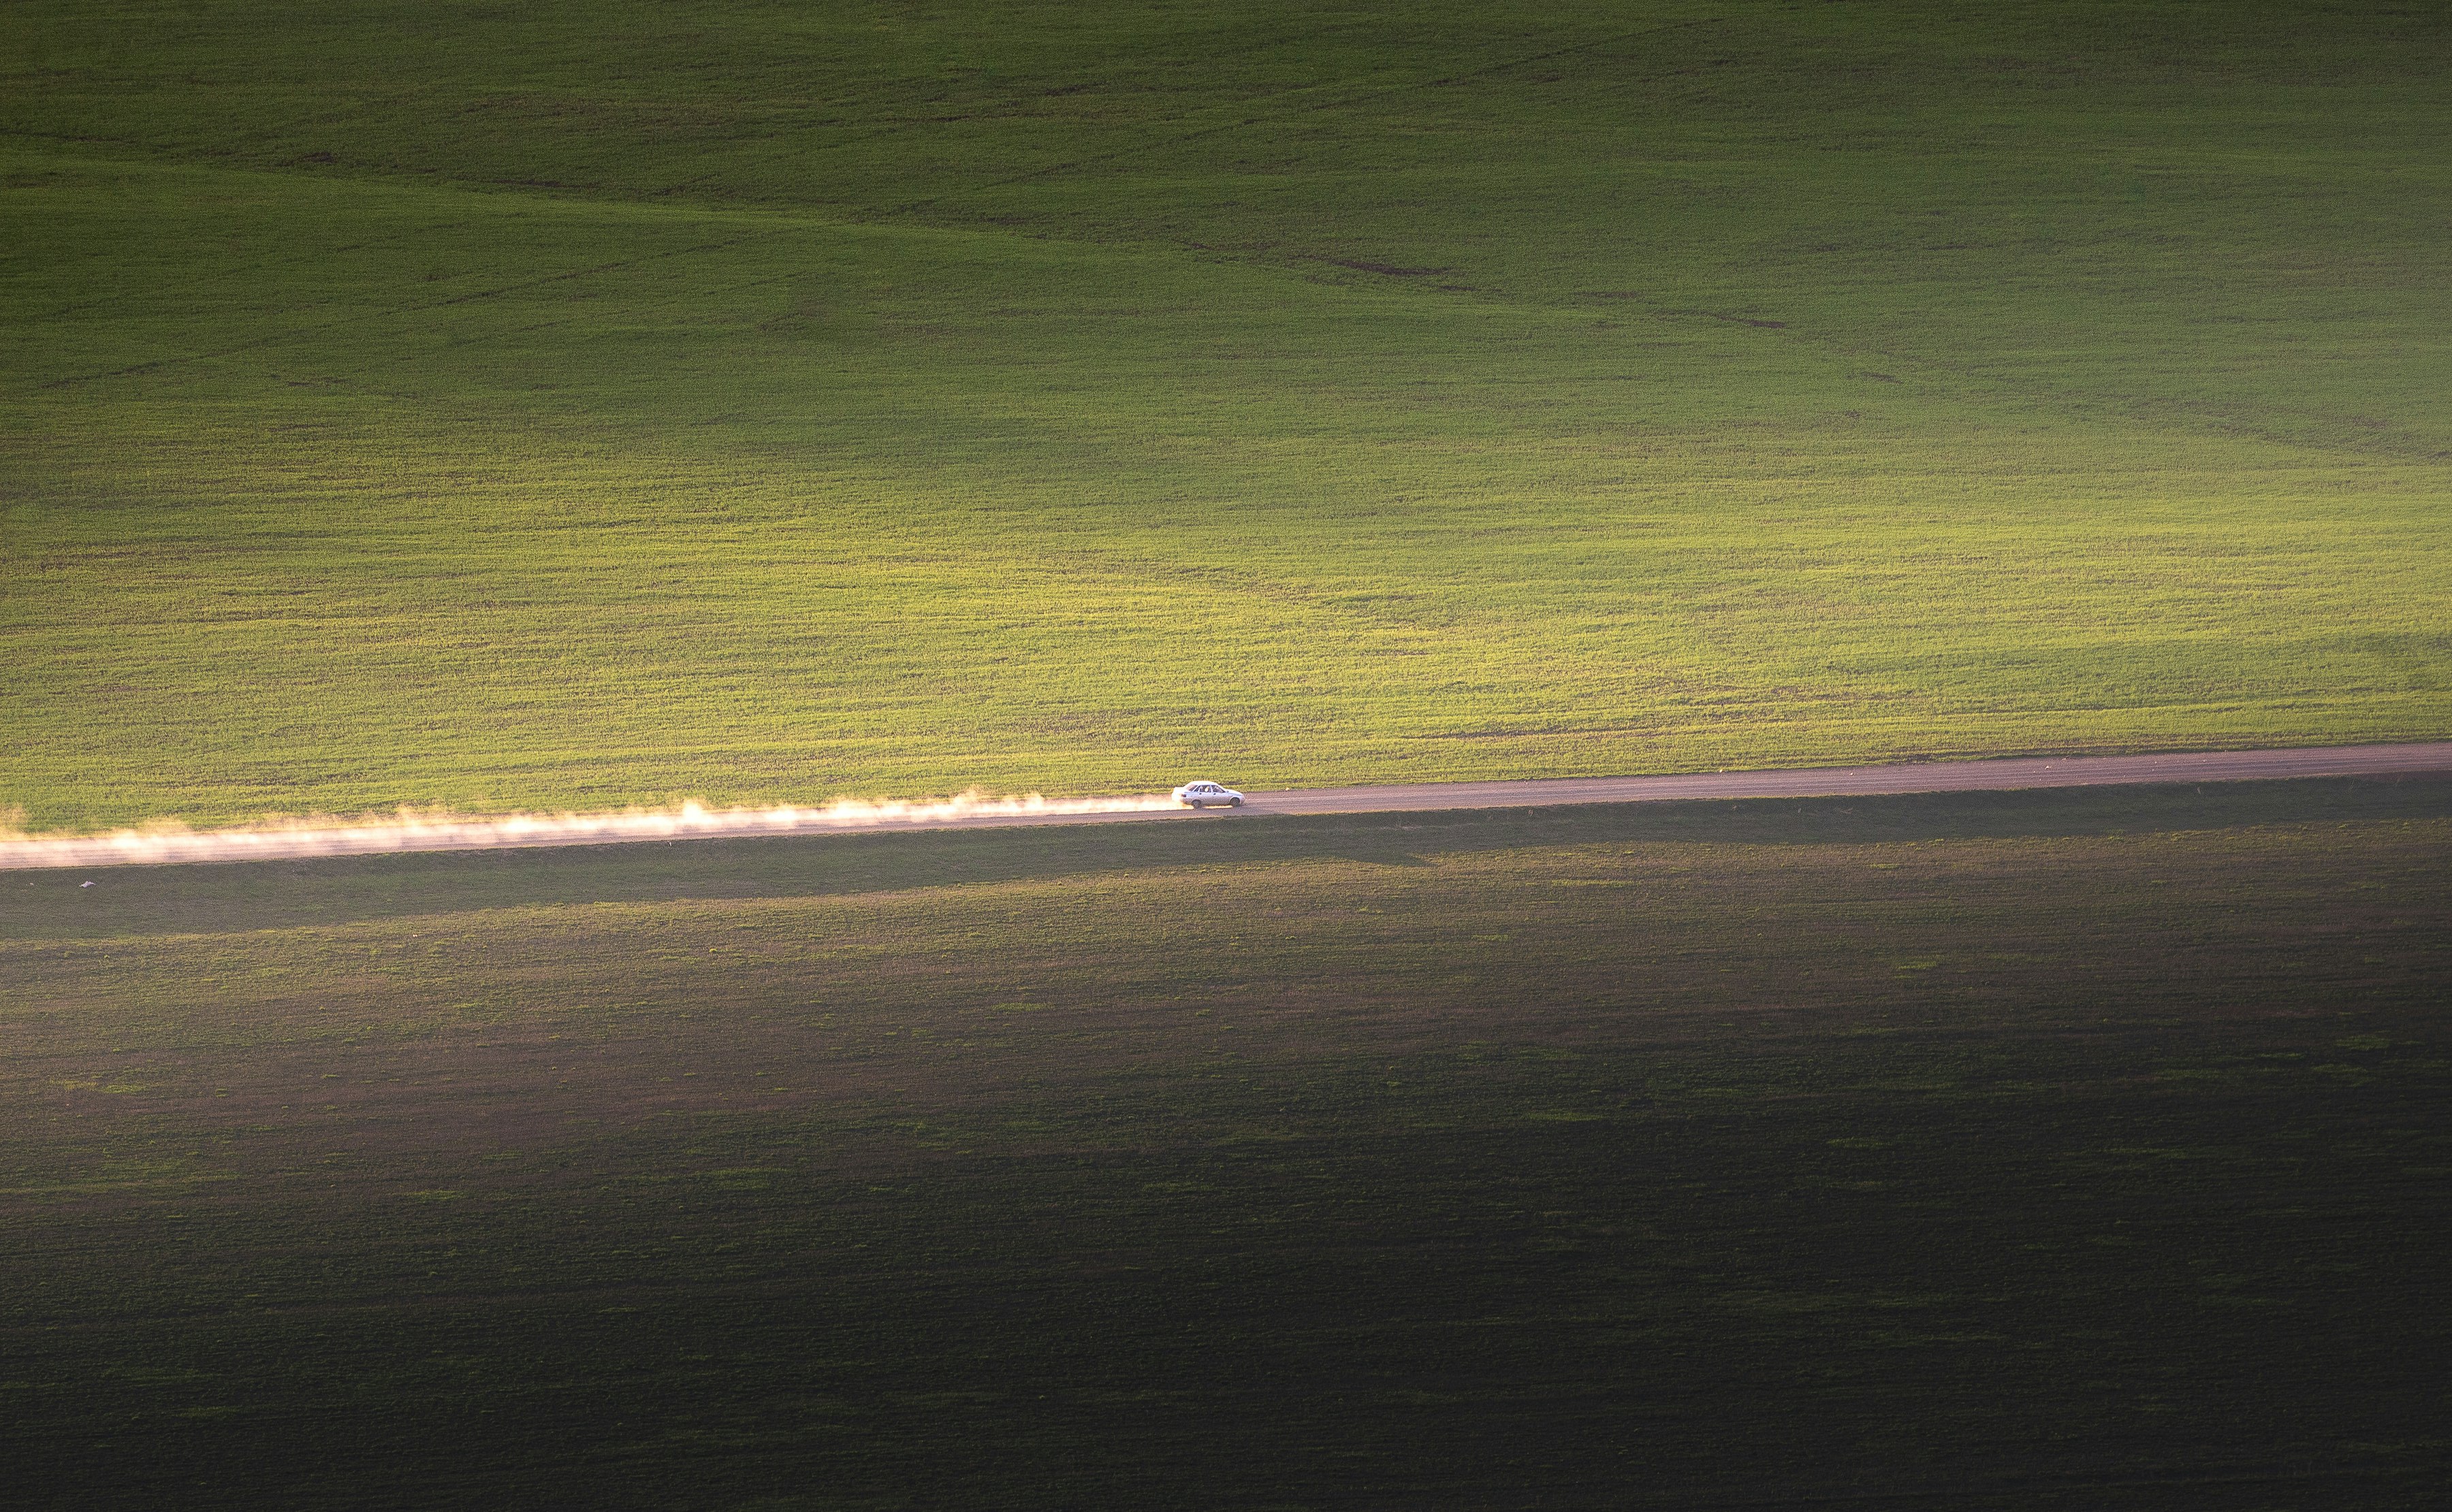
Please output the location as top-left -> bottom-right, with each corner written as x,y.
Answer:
7,1 -> 2449,830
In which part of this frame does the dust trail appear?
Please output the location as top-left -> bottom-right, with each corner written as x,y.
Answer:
0,791 -> 1185,871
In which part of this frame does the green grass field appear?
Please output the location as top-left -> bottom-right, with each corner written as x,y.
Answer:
6,780 -> 2449,1506
10,11 -> 2450,1503
7,1 -> 2449,830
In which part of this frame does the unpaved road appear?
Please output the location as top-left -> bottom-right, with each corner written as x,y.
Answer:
1242,742 -> 2452,816
5,743 -> 2448,870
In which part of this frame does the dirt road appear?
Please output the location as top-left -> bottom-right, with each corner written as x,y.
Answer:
1241,742 -> 2452,815
5,743 -> 2447,869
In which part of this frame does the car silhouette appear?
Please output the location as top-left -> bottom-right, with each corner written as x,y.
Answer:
1173,781 -> 1244,809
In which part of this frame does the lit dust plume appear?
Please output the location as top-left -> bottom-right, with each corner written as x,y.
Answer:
0,792 -> 1185,870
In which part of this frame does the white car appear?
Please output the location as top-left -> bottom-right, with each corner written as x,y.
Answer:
1173,780 -> 1244,809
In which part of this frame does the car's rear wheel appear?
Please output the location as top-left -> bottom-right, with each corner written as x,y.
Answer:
1189,800 -> 1205,809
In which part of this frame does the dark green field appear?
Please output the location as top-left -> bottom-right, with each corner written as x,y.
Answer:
8,1 -> 2451,829
7,779 -> 2448,1507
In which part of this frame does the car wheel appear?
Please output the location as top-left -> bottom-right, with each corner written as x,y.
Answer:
1190,800 -> 1204,809
1230,798 -> 1243,806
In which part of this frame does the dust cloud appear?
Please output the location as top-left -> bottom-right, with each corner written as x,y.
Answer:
0,792 -> 1183,870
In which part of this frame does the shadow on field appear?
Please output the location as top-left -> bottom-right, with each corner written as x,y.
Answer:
11,772 -> 2451,941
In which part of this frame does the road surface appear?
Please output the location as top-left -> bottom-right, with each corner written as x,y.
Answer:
1243,742 -> 2452,815
5,742 -> 2447,869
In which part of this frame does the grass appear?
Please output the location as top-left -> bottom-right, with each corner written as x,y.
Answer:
5,779 -> 2450,1506
5,1 -> 2449,829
